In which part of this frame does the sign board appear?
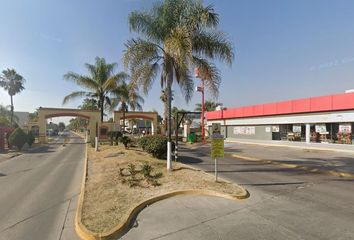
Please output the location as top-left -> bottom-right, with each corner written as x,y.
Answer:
212,123 -> 221,135
292,125 -> 302,133
272,125 -> 279,132
233,126 -> 255,135
211,136 -> 224,158
315,124 -> 327,134
339,124 -> 352,133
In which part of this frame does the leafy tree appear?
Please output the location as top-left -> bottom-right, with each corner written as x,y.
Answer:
63,57 -> 128,122
8,128 -> 27,150
28,109 -> 39,122
58,122 -> 65,131
110,80 -> 144,133
78,98 -> 99,110
124,0 -> 234,166
0,69 -> 25,127
194,100 -> 222,112
0,104 -> 18,127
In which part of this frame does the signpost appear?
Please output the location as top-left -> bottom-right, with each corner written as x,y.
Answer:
211,123 -> 224,182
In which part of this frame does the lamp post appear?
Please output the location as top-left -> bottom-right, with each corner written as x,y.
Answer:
195,68 -> 205,144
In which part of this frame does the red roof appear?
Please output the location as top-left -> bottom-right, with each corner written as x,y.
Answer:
206,92 -> 354,120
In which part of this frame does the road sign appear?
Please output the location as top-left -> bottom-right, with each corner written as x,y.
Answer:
212,123 -> 221,135
211,134 -> 224,182
211,137 -> 224,158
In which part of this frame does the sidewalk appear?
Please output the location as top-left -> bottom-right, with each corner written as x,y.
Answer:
225,138 -> 354,153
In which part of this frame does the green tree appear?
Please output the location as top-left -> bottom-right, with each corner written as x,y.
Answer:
58,122 -> 65,131
63,57 -> 128,122
78,98 -> 99,110
110,80 -> 144,132
194,100 -> 222,112
0,105 -> 12,127
0,69 -> 25,127
28,109 -> 39,122
124,0 -> 234,166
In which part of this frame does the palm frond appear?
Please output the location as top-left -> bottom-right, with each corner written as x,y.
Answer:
63,72 -> 99,90
193,31 -> 234,65
193,57 -> 221,97
62,91 -> 92,105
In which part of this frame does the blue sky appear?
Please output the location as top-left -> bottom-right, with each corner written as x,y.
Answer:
1,0 -> 354,121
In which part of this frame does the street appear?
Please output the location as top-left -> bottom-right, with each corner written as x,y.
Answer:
122,143 -> 354,240
0,134 -> 84,240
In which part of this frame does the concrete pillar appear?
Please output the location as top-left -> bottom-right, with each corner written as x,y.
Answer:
38,116 -> 47,144
306,123 -> 310,144
151,121 -> 155,135
183,123 -> 191,138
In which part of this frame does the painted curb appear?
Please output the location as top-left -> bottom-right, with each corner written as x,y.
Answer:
75,146 -> 249,240
225,153 -> 354,179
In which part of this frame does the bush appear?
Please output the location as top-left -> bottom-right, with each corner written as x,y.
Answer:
107,131 -> 115,145
27,131 -> 35,147
120,136 -> 131,149
142,136 -> 167,159
8,128 -> 28,150
115,131 -> 123,145
137,136 -> 150,150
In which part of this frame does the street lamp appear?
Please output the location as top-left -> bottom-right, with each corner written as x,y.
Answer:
195,68 -> 205,144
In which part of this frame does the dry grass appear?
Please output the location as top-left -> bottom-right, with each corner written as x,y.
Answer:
82,144 -> 245,233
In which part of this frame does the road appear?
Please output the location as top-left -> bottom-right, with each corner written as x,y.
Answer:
0,134 -> 84,240
122,142 -> 354,240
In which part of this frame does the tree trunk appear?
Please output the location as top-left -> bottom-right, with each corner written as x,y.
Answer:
10,95 -> 14,127
122,103 -> 126,135
100,97 -> 104,123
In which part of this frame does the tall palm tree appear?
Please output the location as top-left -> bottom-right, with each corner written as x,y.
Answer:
63,57 -> 128,122
0,69 -> 25,127
195,100 -> 222,112
124,0 -> 234,168
110,80 -> 144,132
160,89 -> 174,135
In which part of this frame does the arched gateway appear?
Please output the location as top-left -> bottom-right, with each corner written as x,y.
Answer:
31,108 -> 159,143
36,107 -> 100,143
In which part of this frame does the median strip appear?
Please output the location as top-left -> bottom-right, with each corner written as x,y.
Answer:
75,144 -> 249,240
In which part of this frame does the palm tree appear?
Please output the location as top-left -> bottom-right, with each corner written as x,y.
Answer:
63,57 -> 128,122
110,80 -> 144,133
195,100 -> 222,112
0,68 -> 25,127
160,89 -> 174,135
124,0 -> 234,168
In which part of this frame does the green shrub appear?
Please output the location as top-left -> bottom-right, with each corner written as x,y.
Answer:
142,163 -> 153,178
8,128 -> 28,150
137,136 -> 150,150
120,136 -> 131,149
27,131 -> 35,147
115,131 -> 123,145
107,131 -> 115,145
143,136 -> 167,159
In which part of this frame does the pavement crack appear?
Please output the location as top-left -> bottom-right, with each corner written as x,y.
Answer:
59,196 -> 72,240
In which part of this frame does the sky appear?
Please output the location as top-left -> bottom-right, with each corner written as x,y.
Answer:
1,0 -> 354,123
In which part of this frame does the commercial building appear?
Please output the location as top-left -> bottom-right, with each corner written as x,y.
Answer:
206,92 -> 354,145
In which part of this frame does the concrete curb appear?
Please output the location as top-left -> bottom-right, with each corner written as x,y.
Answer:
75,146 -> 249,240
226,140 -> 354,154
225,153 -> 354,179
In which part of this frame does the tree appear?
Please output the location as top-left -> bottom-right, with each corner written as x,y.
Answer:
160,89 -> 174,135
110,80 -> 144,133
63,57 -> 128,122
0,68 -> 25,127
195,100 -> 222,112
78,98 -> 99,110
28,109 -> 39,122
0,105 -> 12,127
124,0 -> 234,168
58,122 -> 65,131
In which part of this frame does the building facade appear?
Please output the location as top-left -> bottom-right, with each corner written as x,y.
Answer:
206,92 -> 354,145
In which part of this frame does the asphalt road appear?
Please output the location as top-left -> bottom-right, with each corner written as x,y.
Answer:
0,134 -> 84,240
122,143 -> 354,240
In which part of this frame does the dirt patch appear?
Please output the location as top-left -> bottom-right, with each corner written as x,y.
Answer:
82,145 -> 246,233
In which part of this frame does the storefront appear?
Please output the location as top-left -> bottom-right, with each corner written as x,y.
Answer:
206,92 -> 354,145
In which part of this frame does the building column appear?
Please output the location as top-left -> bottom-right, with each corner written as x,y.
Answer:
305,123 -> 311,144
151,121 -> 155,135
